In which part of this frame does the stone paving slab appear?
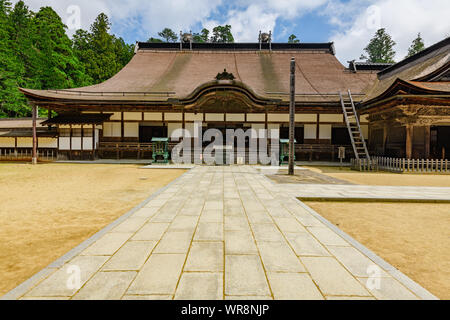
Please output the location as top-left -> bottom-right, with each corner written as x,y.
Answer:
2,166 -> 439,300
279,184 -> 450,202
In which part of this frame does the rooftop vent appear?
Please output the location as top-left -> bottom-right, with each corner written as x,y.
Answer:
180,31 -> 193,50
259,31 -> 272,51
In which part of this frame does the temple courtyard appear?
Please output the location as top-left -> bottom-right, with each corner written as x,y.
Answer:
1,165 -> 448,300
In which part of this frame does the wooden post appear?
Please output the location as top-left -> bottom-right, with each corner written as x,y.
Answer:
425,125 -> 431,159
32,104 -> 38,165
289,58 -> 296,176
405,124 -> 413,159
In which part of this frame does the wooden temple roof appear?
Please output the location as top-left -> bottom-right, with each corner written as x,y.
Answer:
361,37 -> 450,107
20,42 -> 377,107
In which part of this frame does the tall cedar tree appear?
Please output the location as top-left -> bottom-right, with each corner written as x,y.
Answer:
72,13 -> 133,85
406,33 -> 425,58
361,28 -> 397,63
0,0 -> 27,117
211,25 -> 234,43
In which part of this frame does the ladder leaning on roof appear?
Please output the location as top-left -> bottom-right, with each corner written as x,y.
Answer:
339,90 -> 371,160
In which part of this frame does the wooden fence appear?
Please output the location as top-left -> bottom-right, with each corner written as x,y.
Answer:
351,156 -> 450,173
0,148 -> 57,162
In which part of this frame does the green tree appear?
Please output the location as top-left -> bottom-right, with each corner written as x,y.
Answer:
406,33 -> 425,58
158,28 -> 178,42
360,28 -> 396,63
288,34 -> 300,43
0,0 -> 27,117
73,13 -> 133,84
211,25 -> 234,43
32,7 -> 88,89
148,37 -> 163,43
193,28 -> 210,43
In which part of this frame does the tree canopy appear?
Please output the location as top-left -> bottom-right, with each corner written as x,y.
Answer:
211,25 -> 234,43
406,33 -> 425,58
158,28 -> 178,42
360,28 -> 397,63
288,34 -> 300,43
0,2 -> 133,118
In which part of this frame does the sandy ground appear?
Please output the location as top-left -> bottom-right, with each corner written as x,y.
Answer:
305,166 -> 450,187
0,163 -> 185,296
305,201 -> 450,300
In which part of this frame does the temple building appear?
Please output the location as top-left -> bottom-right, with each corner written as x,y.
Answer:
1,35 -> 449,163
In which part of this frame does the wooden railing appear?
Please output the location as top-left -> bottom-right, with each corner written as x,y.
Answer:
0,148 -> 57,162
351,156 -> 450,173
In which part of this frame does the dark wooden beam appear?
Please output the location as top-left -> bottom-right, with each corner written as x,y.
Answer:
289,58 -> 296,175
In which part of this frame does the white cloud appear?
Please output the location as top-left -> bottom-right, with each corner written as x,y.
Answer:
12,0 -> 223,40
215,0 -> 327,41
328,0 -> 450,63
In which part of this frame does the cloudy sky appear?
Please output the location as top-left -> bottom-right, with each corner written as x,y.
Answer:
12,0 -> 450,64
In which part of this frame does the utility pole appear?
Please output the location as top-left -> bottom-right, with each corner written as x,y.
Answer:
32,104 -> 37,165
289,58 -> 296,175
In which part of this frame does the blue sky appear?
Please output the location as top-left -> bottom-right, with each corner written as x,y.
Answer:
13,0 -> 450,64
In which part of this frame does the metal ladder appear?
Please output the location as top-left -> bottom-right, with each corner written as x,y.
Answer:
340,90 -> 370,160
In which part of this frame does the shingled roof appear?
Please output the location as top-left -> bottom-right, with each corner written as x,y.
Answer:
20,42 -> 377,106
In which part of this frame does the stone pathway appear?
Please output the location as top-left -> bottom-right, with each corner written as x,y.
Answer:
2,166 -> 438,300
278,184 -> 450,201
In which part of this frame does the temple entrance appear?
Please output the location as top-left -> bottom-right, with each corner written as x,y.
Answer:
431,126 -> 450,159
139,125 -> 167,143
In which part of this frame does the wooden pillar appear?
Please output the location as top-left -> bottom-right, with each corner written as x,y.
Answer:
288,58 -> 296,175
121,112 -> 124,142
92,125 -> 96,160
32,104 -> 37,165
424,125 -> 431,159
382,124 -> 388,155
406,124 -> 413,159
316,114 -> 320,143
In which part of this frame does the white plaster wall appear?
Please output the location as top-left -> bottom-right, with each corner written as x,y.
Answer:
16,137 -> 32,148
361,125 -> 369,139
296,114 -> 317,122
321,114 -> 343,123
319,125 -> 332,139
168,123 -> 182,139
304,124 -> 317,139
144,113 -> 163,121
71,137 -> 82,150
247,114 -> 265,122
165,113 -> 183,121
226,114 -> 245,122
103,122 -> 122,137
124,112 -> 142,121
205,114 -> 225,122
83,138 -> 93,150
185,113 -> 204,121
110,112 -> 122,120
38,138 -> 57,148
59,137 -> 70,150
124,122 -> 139,137
0,137 -> 15,148
268,114 -> 289,122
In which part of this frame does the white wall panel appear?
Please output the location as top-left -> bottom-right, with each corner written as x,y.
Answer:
16,137 -> 32,148
268,114 -> 289,122
304,125 -> 317,139
319,125 -> 332,139
59,137 -> 71,150
124,123 -> 139,137
0,137 -> 15,148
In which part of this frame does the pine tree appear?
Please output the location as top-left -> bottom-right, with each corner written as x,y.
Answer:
406,33 -> 425,58
360,28 -> 397,63
211,25 -> 234,43
32,7 -> 88,89
288,34 -> 300,43
158,28 -> 178,43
